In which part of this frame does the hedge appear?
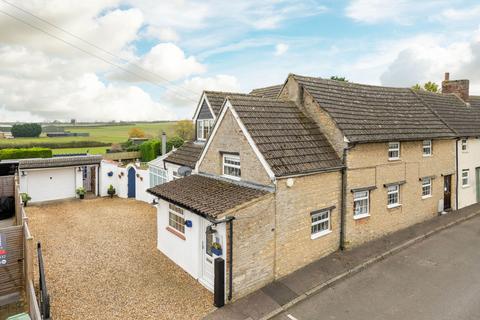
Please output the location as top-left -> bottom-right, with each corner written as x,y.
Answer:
0,141 -> 110,150
11,123 -> 42,137
0,148 -> 52,160
139,136 -> 185,162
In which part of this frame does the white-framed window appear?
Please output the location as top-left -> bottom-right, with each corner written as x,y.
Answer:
422,177 -> 432,198
388,142 -> 400,160
149,166 -> 167,187
422,140 -> 432,156
222,154 -> 241,180
462,169 -> 470,187
353,190 -> 369,218
387,184 -> 400,207
197,119 -> 215,141
311,209 -> 331,239
461,139 -> 468,152
168,203 -> 185,234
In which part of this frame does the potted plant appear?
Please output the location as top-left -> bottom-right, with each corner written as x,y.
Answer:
211,242 -> 222,256
20,193 -> 31,207
107,185 -> 116,198
76,187 -> 86,199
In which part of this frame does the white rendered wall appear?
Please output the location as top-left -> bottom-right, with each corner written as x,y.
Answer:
457,138 -> 480,208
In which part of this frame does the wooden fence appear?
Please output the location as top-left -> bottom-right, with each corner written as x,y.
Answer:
0,178 -> 42,320
103,151 -> 141,161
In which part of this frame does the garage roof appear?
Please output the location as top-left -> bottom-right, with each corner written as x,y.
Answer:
19,155 -> 102,169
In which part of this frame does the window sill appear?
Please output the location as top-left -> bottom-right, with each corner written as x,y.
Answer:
222,174 -> 241,181
166,226 -> 186,240
354,213 -> 370,220
388,158 -> 400,161
421,195 -> 432,200
311,229 -> 332,240
387,203 -> 402,209
462,184 -> 470,189
423,154 -> 432,158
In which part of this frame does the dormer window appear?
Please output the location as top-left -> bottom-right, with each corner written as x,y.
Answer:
197,119 -> 214,141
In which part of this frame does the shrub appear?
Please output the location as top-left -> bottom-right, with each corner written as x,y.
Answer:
0,148 -> 52,160
138,136 -> 185,162
167,136 -> 184,151
11,123 -> 42,137
128,128 -> 146,138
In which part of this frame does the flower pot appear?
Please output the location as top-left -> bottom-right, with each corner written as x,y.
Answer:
211,247 -> 222,256
79,194 -> 85,199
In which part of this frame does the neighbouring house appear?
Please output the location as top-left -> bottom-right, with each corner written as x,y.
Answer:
18,155 -> 102,203
149,94 -> 343,299
279,74 -> 457,247
249,84 -> 283,98
418,73 -> 480,209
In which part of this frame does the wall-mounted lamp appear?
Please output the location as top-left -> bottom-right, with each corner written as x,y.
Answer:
21,171 -> 26,177
77,167 -> 83,172
151,199 -> 158,205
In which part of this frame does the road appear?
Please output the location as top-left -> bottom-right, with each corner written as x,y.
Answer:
273,215 -> 480,320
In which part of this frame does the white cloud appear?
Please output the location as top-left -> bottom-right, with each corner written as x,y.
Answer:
275,43 -> 289,56
438,5 -> 480,21
345,0 -> 449,25
143,26 -> 180,42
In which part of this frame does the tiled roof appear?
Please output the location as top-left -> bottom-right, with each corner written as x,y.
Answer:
250,84 -> 283,99
163,141 -> 204,168
147,174 -> 269,218
19,155 -> 102,169
292,75 -> 455,143
470,96 -> 480,108
227,94 -> 343,177
416,91 -> 480,137
204,91 -> 250,117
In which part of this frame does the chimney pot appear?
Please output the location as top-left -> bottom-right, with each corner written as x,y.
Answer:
444,72 -> 450,81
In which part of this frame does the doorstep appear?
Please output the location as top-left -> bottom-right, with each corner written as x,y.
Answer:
203,203 -> 480,320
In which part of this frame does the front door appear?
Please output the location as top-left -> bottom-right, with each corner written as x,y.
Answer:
127,167 -> 136,198
444,175 -> 452,210
200,220 -> 215,291
476,168 -> 480,203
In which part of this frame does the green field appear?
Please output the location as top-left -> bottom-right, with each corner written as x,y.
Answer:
0,122 -> 177,155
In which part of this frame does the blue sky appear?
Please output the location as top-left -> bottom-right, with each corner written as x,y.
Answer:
0,0 -> 479,121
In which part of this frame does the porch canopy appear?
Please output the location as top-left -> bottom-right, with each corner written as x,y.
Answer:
147,174 -> 269,219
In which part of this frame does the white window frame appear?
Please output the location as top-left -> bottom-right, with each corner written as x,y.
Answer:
388,142 -> 400,160
461,139 -> 468,152
421,177 -> 432,198
422,140 -> 432,157
353,190 -> 370,219
149,166 -> 167,187
311,209 -> 332,239
462,169 -> 470,187
222,154 -> 241,180
197,119 -> 214,141
387,184 -> 401,208
168,203 -> 185,235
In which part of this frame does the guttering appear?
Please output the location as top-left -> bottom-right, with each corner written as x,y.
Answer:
340,144 -> 355,250
277,165 -> 344,180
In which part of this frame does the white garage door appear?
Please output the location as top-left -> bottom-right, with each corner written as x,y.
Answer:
26,167 -> 76,202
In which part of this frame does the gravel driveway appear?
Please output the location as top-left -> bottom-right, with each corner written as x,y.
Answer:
27,198 -> 214,320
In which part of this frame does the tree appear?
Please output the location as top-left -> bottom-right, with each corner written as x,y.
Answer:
128,127 -> 146,138
173,120 -> 194,140
330,76 -> 349,82
411,81 -> 439,93
11,123 -> 42,138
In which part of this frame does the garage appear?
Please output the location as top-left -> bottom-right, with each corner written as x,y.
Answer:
18,155 -> 102,203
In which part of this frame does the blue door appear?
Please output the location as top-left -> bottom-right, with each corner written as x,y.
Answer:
128,167 -> 136,198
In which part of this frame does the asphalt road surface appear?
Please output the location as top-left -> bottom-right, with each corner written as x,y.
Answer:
273,215 -> 480,320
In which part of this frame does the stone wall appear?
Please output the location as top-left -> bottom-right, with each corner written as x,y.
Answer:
274,170 -> 342,277
198,108 -> 272,186
344,139 -> 456,247
222,194 -> 276,299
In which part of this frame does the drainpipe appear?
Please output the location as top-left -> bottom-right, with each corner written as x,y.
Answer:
455,138 -> 459,210
208,215 -> 235,301
340,144 -> 354,251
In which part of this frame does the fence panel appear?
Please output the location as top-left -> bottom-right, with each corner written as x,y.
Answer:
0,225 -> 24,297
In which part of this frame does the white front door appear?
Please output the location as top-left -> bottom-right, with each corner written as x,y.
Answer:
200,219 -> 215,291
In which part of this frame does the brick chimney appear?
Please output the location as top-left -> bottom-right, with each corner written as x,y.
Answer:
442,72 -> 469,102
